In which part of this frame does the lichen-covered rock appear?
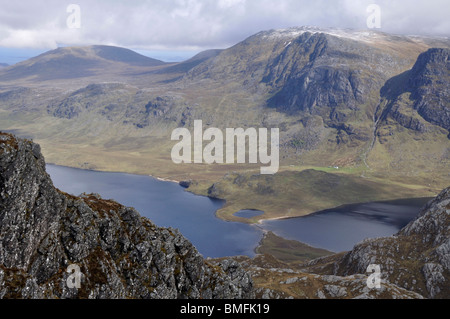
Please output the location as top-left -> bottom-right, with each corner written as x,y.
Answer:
0,132 -> 254,299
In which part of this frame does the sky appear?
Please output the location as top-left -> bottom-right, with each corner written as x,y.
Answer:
0,0 -> 449,63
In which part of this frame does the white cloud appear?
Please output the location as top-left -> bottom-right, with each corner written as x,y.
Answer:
0,0 -> 448,51
218,0 -> 246,11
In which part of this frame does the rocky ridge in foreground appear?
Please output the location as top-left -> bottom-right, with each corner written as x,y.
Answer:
0,132 -> 253,299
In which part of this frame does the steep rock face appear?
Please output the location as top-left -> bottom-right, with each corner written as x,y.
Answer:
380,48 -> 449,133
0,132 -> 254,299
325,187 -> 450,299
263,32 -> 376,117
409,48 -> 449,130
183,27 -> 445,149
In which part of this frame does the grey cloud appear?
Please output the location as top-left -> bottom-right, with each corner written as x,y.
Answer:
0,0 -> 448,50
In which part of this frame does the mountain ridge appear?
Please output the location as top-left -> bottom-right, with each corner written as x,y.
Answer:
0,45 -> 167,82
0,26 -> 448,222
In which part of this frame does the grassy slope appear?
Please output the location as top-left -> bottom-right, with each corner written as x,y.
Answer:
1,102 -> 443,225
255,231 -> 333,264
198,167 -> 439,223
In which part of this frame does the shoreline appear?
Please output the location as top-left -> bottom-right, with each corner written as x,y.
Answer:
255,196 -> 433,224
45,162 -> 434,258
256,215 -> 292,224
46,163 -> 434,226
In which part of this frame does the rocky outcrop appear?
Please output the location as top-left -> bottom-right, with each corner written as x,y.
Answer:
264,33 -> 370,116
225,254 -> 423,299
0,132 -> 254,299
48,83 -> 136,120
380,48 -> 449,133
409,48 -> 450,131
308,186 -> 450,299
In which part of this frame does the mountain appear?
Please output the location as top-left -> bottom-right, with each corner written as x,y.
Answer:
184,27 -> 448,137
379,48 -> 449,133
0,26 -> 449,222
0,45 -> 166,82
364,47 -> 450,179
0,132 -> 254,299
0,63 -> 8,68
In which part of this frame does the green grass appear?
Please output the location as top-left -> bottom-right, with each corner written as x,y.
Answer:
204,168 -> 438,223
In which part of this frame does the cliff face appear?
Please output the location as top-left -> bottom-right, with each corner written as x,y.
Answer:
408,48 -> 449,131
0,132 -> 254,299
263,32 -> 381,118
380,48 -> 449,134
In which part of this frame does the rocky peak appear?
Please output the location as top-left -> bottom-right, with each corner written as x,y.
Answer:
0,132 -> 254,299
409,48 -> 449,86
409,48 -> 449,131
380,48 -> 449,133
399,186 -> 450,246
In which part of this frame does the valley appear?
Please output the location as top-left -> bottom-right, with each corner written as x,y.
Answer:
0,27 -> 449,223
0,25 -> 449,299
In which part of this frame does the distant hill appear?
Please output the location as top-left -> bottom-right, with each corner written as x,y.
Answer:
91,45 -> 165,66
0,63 -> 8,68
0,45 -> 166,81
157,49 -> 223,74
